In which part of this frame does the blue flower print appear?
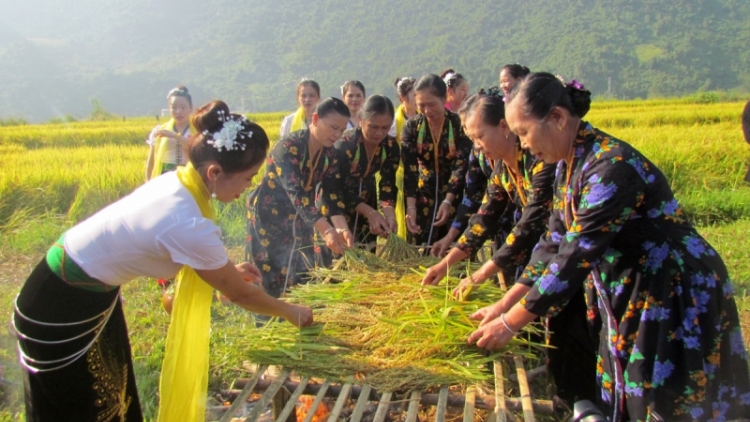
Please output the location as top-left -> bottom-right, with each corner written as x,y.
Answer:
538,273 -> 567,295
741,392 -> 750,405
685,236 -> 706,258
644,242 -> 670,273
627,156 -> 656,184
642,305 -> 670,321
723,280 -> 735,296
684,336 -> 700,349
652,359 -> 674,387
551,231 -> 563,243
663,199 -> 678,215
647,208 -> 661,218
690,407 -> 704,418
582,178 -> 618,208
578,236 -> 595,250
730,328 -> 747,359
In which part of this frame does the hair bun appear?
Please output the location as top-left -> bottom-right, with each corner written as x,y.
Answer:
565,82 -> 592,118
192,100 -> 231,133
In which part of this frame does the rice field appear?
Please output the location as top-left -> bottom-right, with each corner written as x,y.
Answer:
1,100 -> 749,420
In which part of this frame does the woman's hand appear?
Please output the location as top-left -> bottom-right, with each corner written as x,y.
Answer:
469,301 -> 509,326
234,262 -> 262,283
406,206 -> 420,234
386,217 -> 398,234
154,129 -> 178,139
433,200 -> 452,226
430,234 -> 453,257
467,314 -> 516,350
284,303 -> 314,327
324,229 -> 348,254
367,211 -> 390,238
421,261 -> 448,286
337,228 -> 355,248
452,276 -> 481,299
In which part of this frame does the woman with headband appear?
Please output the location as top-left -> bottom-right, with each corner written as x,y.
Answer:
145,85 -> 195,181
440,69 -> 469,113
342,80 -> 366,130
13,101 -> 313,421
280,79 -> 321,138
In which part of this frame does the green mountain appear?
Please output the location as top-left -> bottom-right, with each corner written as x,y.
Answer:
1,0 -> 749,121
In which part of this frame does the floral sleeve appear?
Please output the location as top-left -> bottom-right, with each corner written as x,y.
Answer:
320,149 -> 346,218
378,138 -> 400,208
446,122 -> 472,197
490,161 -> 555,274
456,169 -> 511,255
519,158 -> 645,316
271,139 -> 337,226
400,119 -> 419,199
451,149 -> 488,232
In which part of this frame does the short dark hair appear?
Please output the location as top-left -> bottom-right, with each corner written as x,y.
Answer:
167,85 -> 192,107
189,101 -> 269,174
358,95 -> 395,122
315,97 -> 351,119
501,64 -> 531,79
341,80 -> 366,97
414,74 -> 447,99
506,72 -> 591,119
297,79 -> 321,98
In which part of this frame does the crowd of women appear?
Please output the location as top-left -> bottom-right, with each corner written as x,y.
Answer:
12,65 -> 750,421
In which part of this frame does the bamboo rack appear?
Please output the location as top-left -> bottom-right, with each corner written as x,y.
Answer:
216,357 -> 553,422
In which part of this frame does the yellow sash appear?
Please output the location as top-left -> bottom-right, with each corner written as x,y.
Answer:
151,119 -> 197,180
394,105 -> 408,238
290,107 -> 307,133
158,163 -> 215,422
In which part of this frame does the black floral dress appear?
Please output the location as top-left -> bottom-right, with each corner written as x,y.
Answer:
456,142 -> 555,284
326,128 -> 400,245
450,147 -> 502,243
518,122 -> 750,420
401,110 -> 472,247
246,129 -> 345,298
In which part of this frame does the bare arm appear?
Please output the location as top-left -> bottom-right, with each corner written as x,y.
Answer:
195,261 -> 313,327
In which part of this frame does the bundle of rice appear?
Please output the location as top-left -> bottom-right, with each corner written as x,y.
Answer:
240,236 -> 543,392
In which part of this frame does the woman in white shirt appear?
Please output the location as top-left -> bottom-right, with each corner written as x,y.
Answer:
342,80 -> 365,130
13,101 -> 313,422
145,86 -> 195,181
279,79 -> 321,138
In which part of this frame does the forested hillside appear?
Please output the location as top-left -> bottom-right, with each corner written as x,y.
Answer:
1,0 -> 749,121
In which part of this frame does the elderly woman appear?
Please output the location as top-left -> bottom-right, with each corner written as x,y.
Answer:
470,73 -> 750,421
14,101 -> 313,421
325,95 -> 400,247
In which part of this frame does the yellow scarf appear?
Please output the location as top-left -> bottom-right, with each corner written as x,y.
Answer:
290,107 -> 308,133
394,105 -> 409,239
158,163 -> 215,422
151,119 -> 197,180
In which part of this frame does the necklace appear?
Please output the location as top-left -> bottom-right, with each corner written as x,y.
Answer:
563,149 -> 577,229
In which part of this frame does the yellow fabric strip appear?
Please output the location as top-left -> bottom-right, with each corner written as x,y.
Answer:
151,119 -> 197,180
290,107 -> 307,133
394,105 -> 408,239
158,162 -> 215,422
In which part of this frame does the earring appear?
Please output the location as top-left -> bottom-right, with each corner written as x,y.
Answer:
558,126 -> 563,132
211,181 -> 217,200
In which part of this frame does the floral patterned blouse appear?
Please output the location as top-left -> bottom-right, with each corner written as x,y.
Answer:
456,142 -> 555,282
518,122 -> 750,421
401,109 -> 472,245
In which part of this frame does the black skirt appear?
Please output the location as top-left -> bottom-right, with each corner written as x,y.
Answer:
14,259 -> 143,422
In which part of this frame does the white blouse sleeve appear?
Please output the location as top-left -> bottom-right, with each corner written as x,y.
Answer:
280,114 -> 292,138
157,218 -> 228,270
388,119 -> 397,137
